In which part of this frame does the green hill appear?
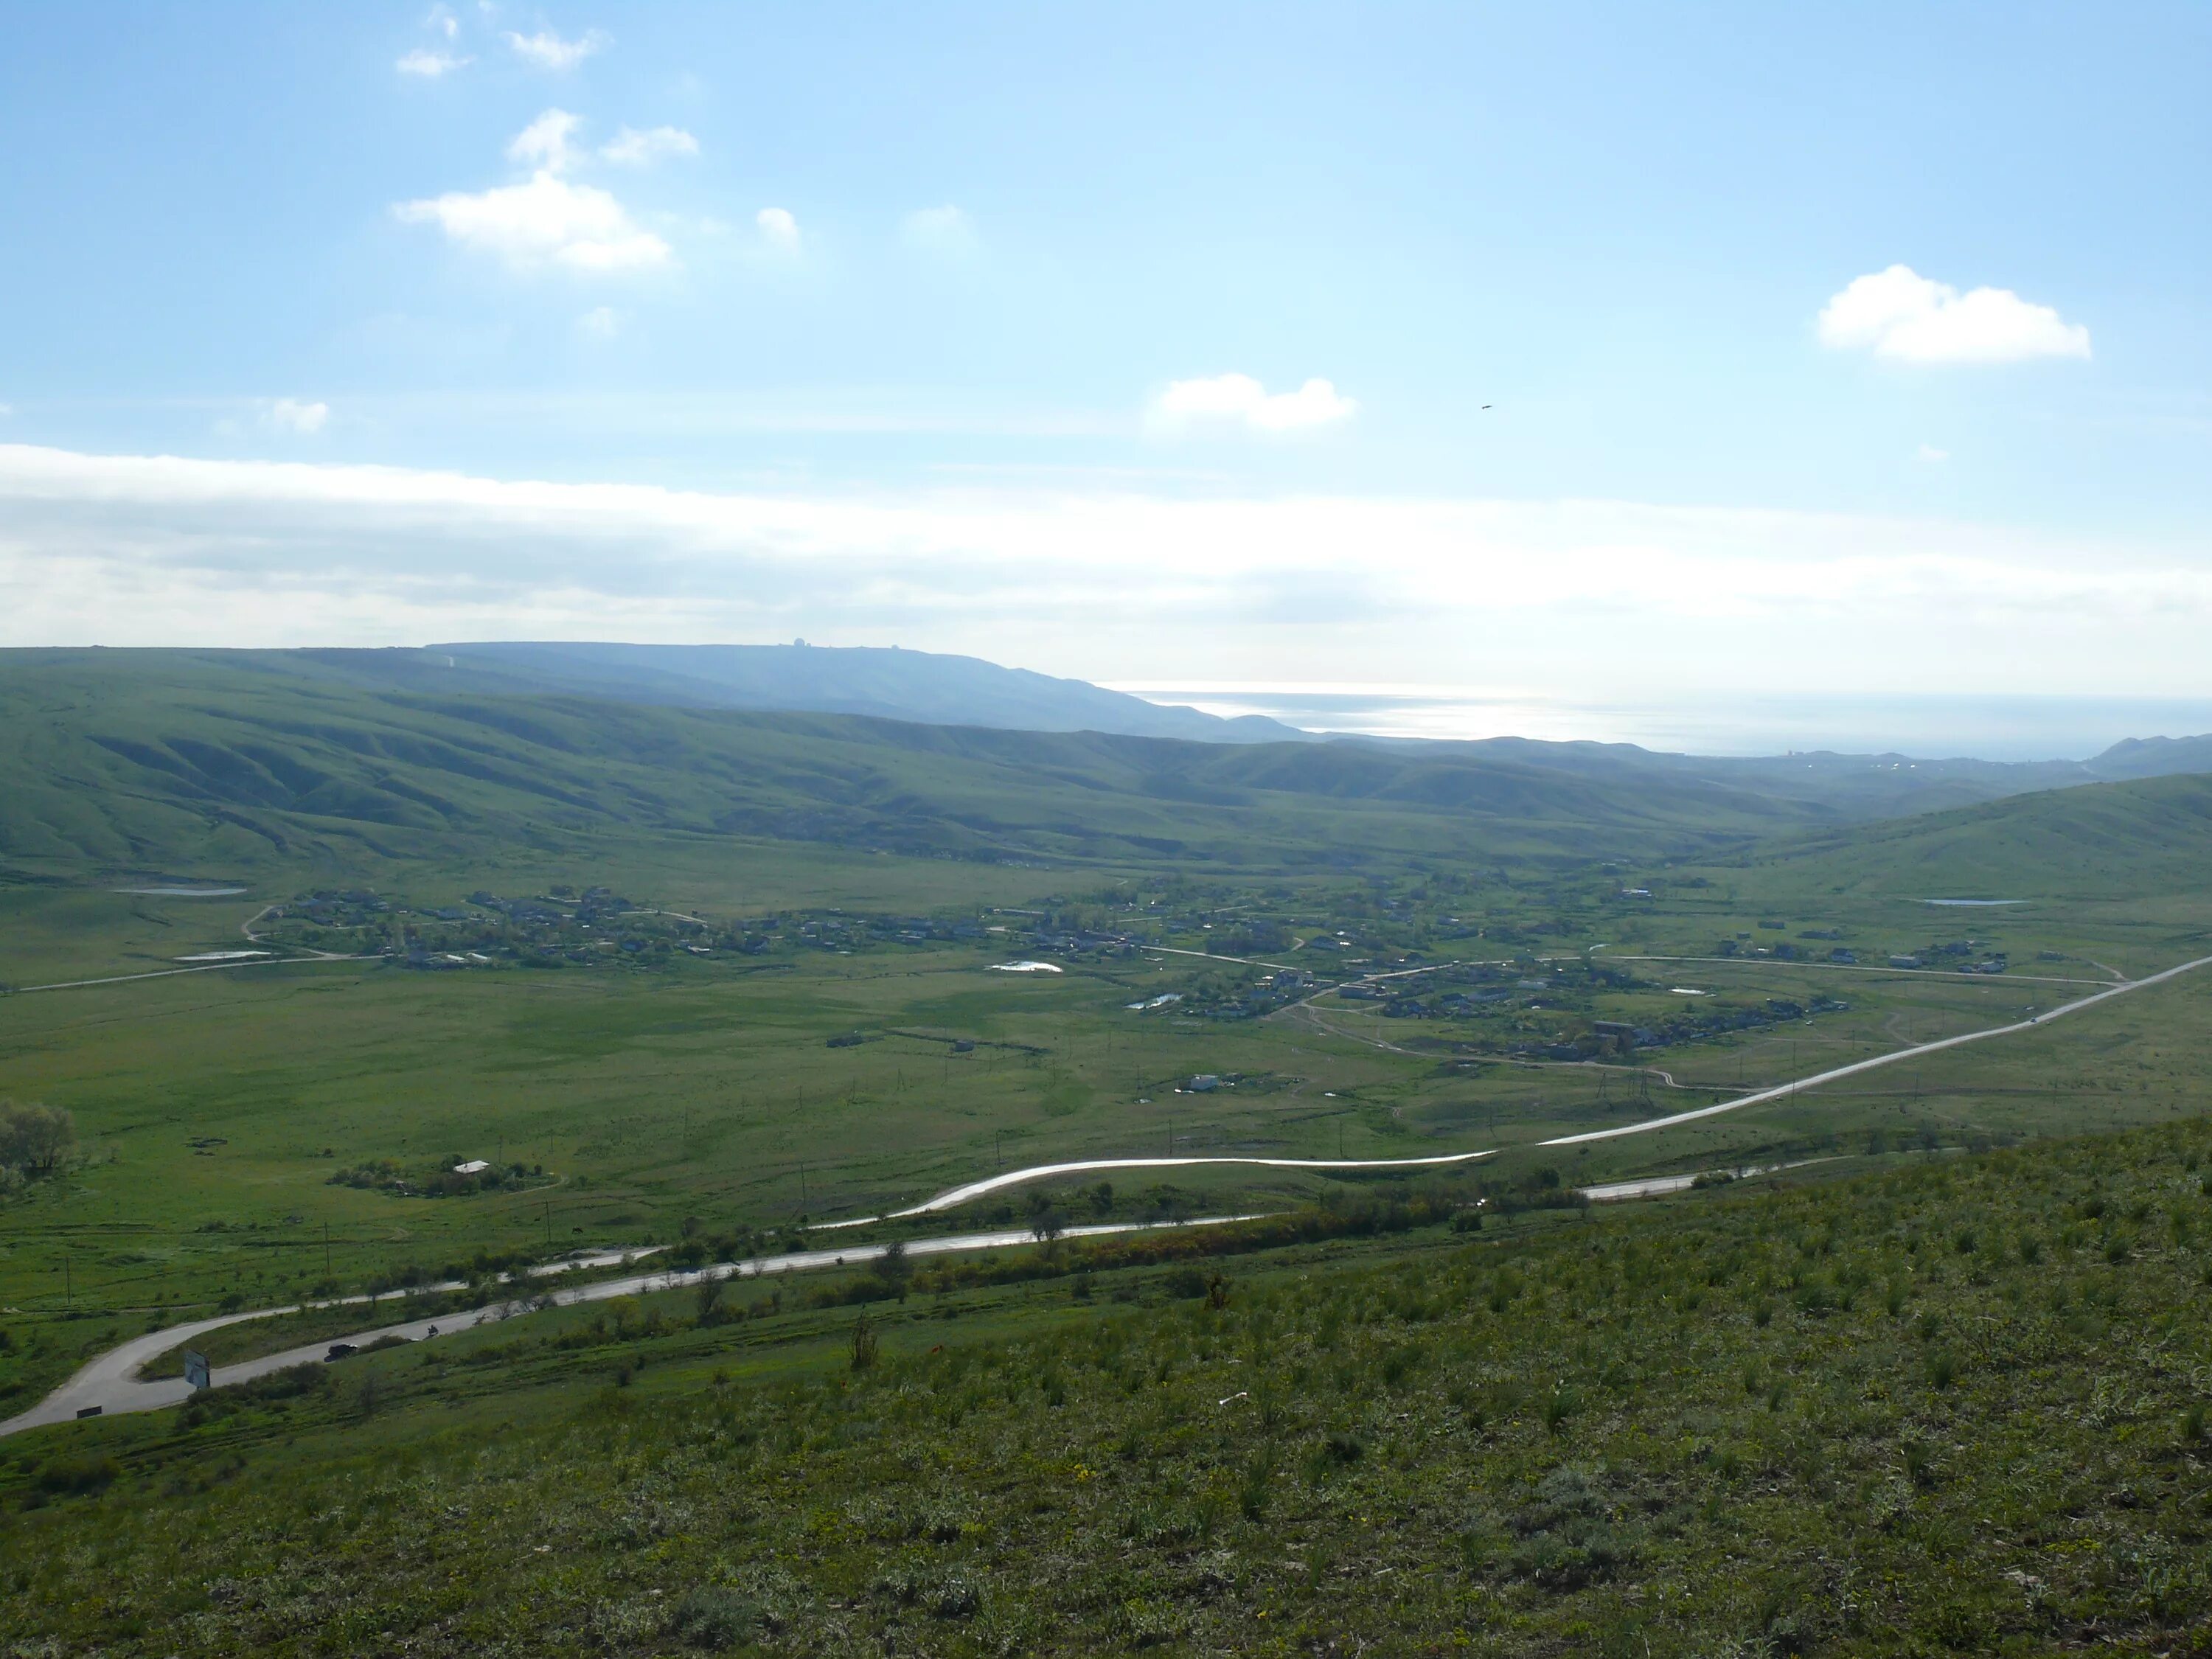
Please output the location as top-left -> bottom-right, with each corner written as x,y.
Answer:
1747,769 -> 2212,902
0,650 -> 1847,880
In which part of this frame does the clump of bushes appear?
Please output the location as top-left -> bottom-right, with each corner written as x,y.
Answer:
0,1100 -> 76,1181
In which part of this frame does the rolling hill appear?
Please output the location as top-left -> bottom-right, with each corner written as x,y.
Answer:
5,649 -> 2210,891
0,650 -> 1852,880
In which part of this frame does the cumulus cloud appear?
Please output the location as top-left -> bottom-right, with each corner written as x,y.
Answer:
575,305 -> 624,338
601,125 -> 698,166
4,442 -> 2204,694
1818,265 -> 2090,364
756,206 -> 800,251
504,27 -> 607,69
902,204 -> 978,255
1918,444 -> 1950,463
396,47 -> 470,76
1153,374 -> 1357,434
507,108 -> 583,172
262,399 -> 329,435
395,173 -> 669,271
397,114 -> 669,272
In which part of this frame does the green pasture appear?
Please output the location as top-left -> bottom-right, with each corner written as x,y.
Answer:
6,840 -> 2211,1421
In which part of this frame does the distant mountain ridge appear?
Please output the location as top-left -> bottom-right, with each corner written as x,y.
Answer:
2,647 -> 2211,883
428,641 -> 1309,745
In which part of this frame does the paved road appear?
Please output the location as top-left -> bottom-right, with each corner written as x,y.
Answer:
1600,951 -> 2110,987
1542,951 -> 2212,1147
0,1219 -> 1250,1439
812,1149 -> 1498,1230
1579,1158 -> 1835,1202
14,958 -> 347,994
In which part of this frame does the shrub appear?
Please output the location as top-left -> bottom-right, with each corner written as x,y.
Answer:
850,1313 -> 879,1371
1542,1384 -> 1581,1435
1481,1466 -> 1638,1590
0,1100 -> 76,1177
34,1455 -> 119,1497
667,1585 -> 765,1648
1161,1266 -> 1210,1299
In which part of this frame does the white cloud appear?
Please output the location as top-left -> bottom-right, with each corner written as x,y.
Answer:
756,206 -> 800,251
7,442 -> 2207,696
262,399 -> 330,435
504,27 -> 606,69
428,4 -> 459,38
902,204 -> 978,255
1153,373 -> 1357,434
601,125 -> 698,166
1818,265 -> 2090,364
394,170 -> 669,273
1918,444 -> 1950,463
397,47 -> 470,76
507,108 -> 582,173
575,305 -> 624,338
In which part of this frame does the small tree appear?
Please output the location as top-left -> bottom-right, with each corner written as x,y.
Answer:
876,1239 -> 911,1291
695,1273 -> 727,1326
850,1312 -> 879,1371
0,1102 -> 76,1177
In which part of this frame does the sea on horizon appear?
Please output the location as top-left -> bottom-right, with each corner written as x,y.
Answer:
1106,684 -> 2212,763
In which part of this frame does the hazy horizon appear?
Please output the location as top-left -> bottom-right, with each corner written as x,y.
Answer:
1114,683 -> 2212,761
3,4 -> 2208,712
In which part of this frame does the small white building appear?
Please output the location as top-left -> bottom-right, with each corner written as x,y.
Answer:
453,1159 -> 493,1175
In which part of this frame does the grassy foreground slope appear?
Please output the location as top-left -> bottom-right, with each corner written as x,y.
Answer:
7,1120 -> 2212,1657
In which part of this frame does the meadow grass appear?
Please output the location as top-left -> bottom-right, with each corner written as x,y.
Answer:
4,1119 -> 2211,1655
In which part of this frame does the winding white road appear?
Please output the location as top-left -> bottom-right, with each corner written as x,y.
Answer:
0,1217 -> 1252,1439
1541,951 -> 2212,1147
811,1148 -> 1498,1230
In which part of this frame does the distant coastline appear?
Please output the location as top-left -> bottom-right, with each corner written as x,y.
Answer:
1108,684 -> 2212,761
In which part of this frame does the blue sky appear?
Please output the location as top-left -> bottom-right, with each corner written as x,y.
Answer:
2,3 -> 2209,739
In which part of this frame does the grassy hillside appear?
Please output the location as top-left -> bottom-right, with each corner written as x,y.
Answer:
5,1121 -> 2211,1655
1741,770 -> 2212,902
0,650 -> 1851,880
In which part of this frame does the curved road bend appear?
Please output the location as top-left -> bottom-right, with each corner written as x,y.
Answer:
1542,951 -> 2212,1149
0,1245 -> 660,1438
0,1217 -> 1256,1439
812,1149 -> 1498,1230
